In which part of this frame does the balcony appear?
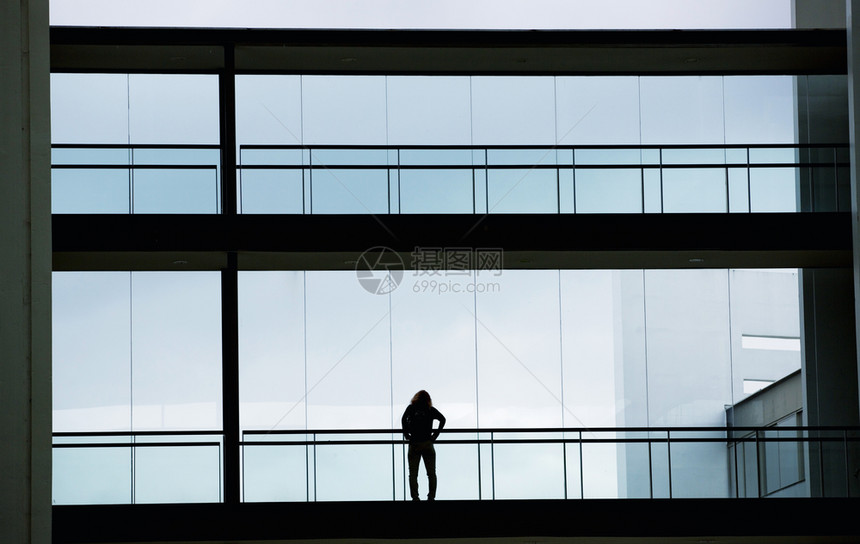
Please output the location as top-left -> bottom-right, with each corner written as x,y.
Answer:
52,143 -> 850,215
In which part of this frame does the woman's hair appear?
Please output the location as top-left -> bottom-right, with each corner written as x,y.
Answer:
411,390 -> 432,407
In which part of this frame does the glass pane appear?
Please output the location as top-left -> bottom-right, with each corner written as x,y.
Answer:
131,272 -> 222,431
749,167 -> 797,212
575,169 -> 642,213
487,169 -> 557,213
575,148 -> 641,165
235,75 -> 303,151
581,441 -> 619,498
132,167 -> 219,213
53,272 -> 131,432
240,169 -> 305,213
644,270 -> 731,427
433,442 -> 479,500
304,272 -> 391,429
399,170 -> 474,213
617,434 -> 653,498
728,168 -> 750,212
640,77 -> 724,144
239,272 -> 307,431
661,168 -> 727,213
52,168 -> 130,214
302,76 -> 387,145
391,274 -> 478,430
661,148 -> 726,165
134,445 -> 221,503
53,445 -> 132,504
670,438 -> 730,498
128,74 -> 220,145
471,77 -> 555,145
560,271 -> 629,428
309,169 -> 389,214
476,271 -> 563,428
51,73 -> 129,144
399,149 -> 473,166
242,444 -> 309,502
729,269 -> 801,404
643,168 -> 661,213
487,148 -> 557,166
314,443 -> 393,501
491,442 -> 565,499
724,76 -> 796,144
387,76 -> 472,145
556,77 -> 640,145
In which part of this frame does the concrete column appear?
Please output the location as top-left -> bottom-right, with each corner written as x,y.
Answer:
0,0 -> 52,542
799,268 -> 860,496
792,0 -> 847,28
849,0 -> 860,426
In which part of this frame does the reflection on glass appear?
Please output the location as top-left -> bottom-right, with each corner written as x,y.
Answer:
669,440 -> 730,498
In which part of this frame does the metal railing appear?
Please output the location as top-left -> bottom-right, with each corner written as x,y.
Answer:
52,425 -> 860,504
50,143 -> 849,215
238,425 -> 860,502
52,430 -> 224,504
238,143 -> 850,214
51,144 -> 221,214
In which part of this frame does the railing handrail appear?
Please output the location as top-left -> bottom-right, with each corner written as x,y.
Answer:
51,424 -> 860,439
237,143 -> 850,151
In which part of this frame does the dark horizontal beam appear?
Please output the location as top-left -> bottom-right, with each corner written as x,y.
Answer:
53,498 -> 860,543
50,27 -> 847,75
52,213 -> 851,271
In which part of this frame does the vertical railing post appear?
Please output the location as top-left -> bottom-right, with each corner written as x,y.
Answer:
648,432 -> 654,499
755,430 -> 763,497
844,429 -> 850,497
562,432 -> 568,499
732,430 -> 740,498
746,147 -> 752,212
579,430 -> 584,499
667,429 -> 673,499
490,431 -> 496,500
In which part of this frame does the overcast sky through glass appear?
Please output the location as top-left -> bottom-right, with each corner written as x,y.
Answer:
50,0 -> 792,29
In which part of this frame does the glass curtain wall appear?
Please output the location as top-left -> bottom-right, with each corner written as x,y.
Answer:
234,75 -> 821,215
52,272 -> 223,504
237,268 -> 801,501
50,73 -> 220,213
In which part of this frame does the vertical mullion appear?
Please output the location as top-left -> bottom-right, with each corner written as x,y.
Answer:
222,253 -> 240,505
220,45 -> 237,216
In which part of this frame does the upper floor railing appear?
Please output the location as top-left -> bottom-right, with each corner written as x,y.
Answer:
52,425 -> 860,504
51,143 -> 850,215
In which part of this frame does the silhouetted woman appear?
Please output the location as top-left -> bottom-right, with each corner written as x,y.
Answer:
401,390 -> 446,500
